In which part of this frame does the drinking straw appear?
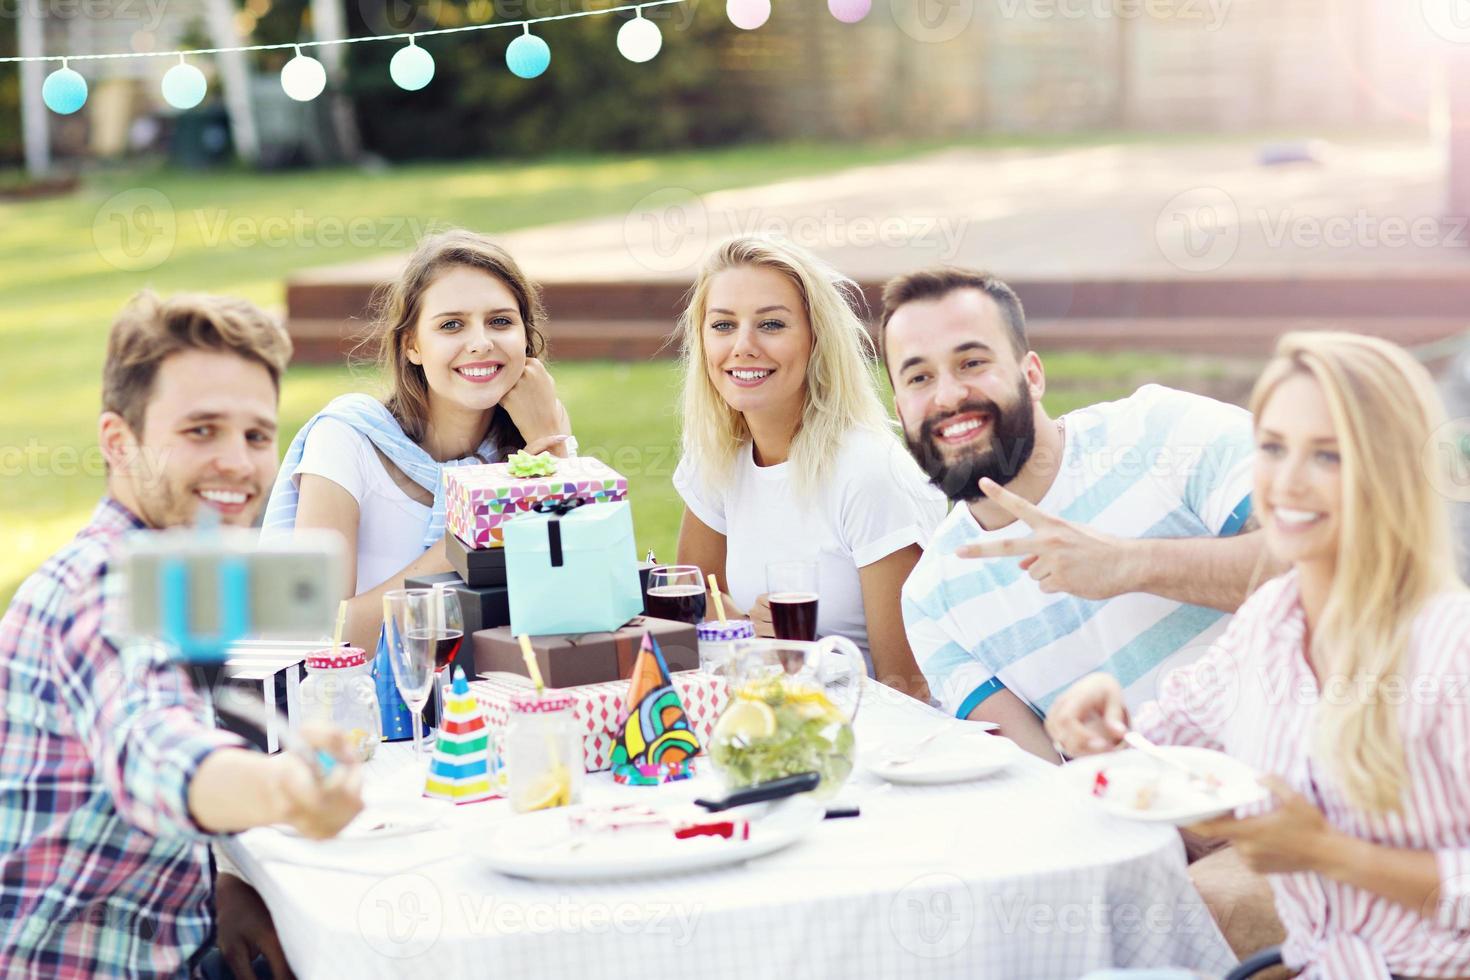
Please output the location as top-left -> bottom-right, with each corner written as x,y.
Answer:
517,634 -> 545,693
707,573 -> 728,627
331,599 -> 348,650
517,632 -> 567,799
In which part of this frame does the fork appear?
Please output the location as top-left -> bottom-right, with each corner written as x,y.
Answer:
1122,731 -> 1220,796
882,719 -> 1000,767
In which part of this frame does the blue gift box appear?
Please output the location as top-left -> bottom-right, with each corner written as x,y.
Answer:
504,499 -> 643,636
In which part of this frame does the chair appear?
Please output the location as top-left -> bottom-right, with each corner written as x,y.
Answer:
1077,945 -> 1285,980
1224,945 -> 1284,980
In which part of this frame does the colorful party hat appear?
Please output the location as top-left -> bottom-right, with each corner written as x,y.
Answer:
610,633 -> 700,785
374,614 -> 417,741
424,667 -> 496,803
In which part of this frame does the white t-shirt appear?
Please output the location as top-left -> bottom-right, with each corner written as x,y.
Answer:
902,384 -> 1256,719
674,426 -> 950,667
291,416 -> 433,594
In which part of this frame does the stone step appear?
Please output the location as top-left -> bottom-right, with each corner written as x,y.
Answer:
287,272 -> 1470,329
285,315 -> 1470,364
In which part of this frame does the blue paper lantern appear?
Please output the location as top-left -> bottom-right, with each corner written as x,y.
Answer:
43,64 -> 88,115
506,32 -> 550,79
161,61 -> 208,110
390,41 -> 435,91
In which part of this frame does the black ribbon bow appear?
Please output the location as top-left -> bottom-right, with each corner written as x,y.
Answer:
533,496 -> 586,567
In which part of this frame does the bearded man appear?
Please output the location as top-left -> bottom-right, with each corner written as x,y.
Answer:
880,268 -> 1271,761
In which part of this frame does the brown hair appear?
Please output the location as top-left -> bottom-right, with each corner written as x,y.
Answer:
878,267 -> 1028,365
369,229 -> 547,455
102,291 -> 292,433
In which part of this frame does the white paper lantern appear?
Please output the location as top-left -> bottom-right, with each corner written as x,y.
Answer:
162,59 -> 208,109
617,13 -> 663,63
726,0 -> 771,30
390,40 -> 435,90
281,48 -> 327,102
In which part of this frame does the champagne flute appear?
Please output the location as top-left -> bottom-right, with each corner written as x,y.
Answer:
383,589 -> 438,764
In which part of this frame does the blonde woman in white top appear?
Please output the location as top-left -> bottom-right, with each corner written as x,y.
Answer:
673,236 -> 948,699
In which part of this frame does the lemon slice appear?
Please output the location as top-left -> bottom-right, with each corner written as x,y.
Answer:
519,765 -> 571,811
715,699 -> 777,741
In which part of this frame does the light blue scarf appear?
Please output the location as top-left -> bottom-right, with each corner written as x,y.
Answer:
261,393 -> 497,549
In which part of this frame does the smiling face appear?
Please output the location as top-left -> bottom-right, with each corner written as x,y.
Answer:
407,265 -> 529,413
1253,371 -> 1344,569
885,288 -> 1042,501
701,265 -> 812,422
103,348 -> 279,528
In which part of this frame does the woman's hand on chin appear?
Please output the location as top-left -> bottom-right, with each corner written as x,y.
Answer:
523,434 -> 572,458
500,358 -> 567,449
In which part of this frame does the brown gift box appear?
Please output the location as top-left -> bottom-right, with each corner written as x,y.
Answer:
473,615 -> 700,687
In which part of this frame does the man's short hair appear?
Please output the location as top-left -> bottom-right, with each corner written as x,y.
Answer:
878,267 -> 1028,365
102,291 -> 293,433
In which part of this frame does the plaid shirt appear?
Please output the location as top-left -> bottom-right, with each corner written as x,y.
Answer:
0,497 -> 245,978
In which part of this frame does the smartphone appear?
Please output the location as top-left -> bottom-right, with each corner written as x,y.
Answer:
117,528 -> 344,659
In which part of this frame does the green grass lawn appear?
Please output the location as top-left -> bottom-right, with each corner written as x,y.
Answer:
0,138 -> 1187,605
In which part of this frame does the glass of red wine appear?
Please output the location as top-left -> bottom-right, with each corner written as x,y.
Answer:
645,565 -> 707,624
767,560 -> 819,642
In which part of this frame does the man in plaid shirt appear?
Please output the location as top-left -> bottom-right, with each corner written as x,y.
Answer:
0,292 -> 363,978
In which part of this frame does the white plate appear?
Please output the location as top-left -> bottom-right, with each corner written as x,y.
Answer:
476,797 -> 825,881
275,798 -> 453,841
1062,747 -> 1270,826
867,737 -> 1011,785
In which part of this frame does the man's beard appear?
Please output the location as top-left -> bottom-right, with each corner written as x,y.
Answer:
904,378 -> 1037,503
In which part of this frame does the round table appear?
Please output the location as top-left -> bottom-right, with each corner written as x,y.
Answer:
224,682 -> 1237,979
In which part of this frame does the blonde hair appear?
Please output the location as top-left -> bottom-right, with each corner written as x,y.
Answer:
1249,331 -> 1464,813
366,229 -> 547,453
104,290 -> 291,433
677,236 -> 891,498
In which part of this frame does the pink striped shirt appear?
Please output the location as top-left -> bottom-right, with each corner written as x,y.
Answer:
1134,571 -> 1470,980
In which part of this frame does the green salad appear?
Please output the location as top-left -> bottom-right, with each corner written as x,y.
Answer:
708,677 -> 856,798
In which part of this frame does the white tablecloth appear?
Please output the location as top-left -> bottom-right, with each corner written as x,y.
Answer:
223,684 -> 1236,979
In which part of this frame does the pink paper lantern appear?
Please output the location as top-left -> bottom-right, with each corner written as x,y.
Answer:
828,0 -> 870,23
726,0 -> 771,30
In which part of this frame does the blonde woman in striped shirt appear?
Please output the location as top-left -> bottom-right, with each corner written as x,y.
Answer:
1047,332 -> 1470,980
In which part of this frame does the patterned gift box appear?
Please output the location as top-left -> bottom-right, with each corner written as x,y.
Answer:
469,670 -> 728,773
444,457 -> 629,549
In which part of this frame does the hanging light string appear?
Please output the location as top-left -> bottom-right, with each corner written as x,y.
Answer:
15,0 -> 872,112
0,0 -> 689,64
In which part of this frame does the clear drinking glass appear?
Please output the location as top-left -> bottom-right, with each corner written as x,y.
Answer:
418,584 -> 465,725
383,588 -> 439,764
766,560 -> 819,642
645,564 -> 707,624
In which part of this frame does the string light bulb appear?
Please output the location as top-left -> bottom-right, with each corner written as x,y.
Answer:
506,26 -> 550,78
617,9 -> 663,63
726,0 -> 770,30
280,46 -> 326,101
390,37 -> 435,90
161,55 -> 208,109
42,60 -> 88,114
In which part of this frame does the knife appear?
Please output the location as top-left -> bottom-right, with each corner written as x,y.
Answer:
693,772 -> 821,812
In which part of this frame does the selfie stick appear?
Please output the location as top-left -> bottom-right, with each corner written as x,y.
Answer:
151,519 -> 339,778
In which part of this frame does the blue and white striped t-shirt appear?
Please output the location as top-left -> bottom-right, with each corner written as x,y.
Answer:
901,384 -> 1255,720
